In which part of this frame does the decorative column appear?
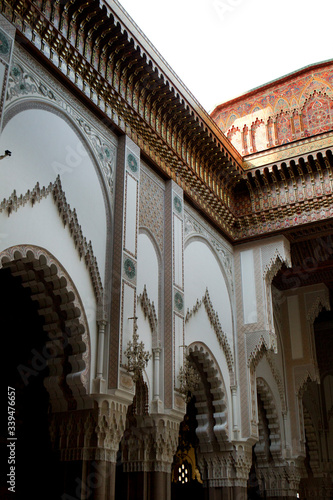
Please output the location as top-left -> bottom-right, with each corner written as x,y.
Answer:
109,135 -> 141,392
234,235 -> 291,441
164,180 -> 185,412
258,462 -> 303,500
152,347 -> 162,407
95,320 -> 107,385
281,283 -> 330,459
199,447 -> 252,500
0,14 -> 15,134
49,401 -> 128,500
121,415 -> 180,500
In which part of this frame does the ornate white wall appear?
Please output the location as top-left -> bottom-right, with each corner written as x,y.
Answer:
0,46 -> 118,390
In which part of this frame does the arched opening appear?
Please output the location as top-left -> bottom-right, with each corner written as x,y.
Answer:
115,373 -> 150,499
171,397 -> 203,500
0,266 -> 62,499
247,377 -> 283,500
0,247 -> 91,499
300,307 -> 333,498
248,392 -> 273,500
171,344 -> 231,499
247,447 -> 262,500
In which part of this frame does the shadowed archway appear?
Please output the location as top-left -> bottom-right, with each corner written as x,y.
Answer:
0,266 -> 62,499
0,246 -> 91,499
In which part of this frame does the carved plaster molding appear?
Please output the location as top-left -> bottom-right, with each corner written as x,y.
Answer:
302,406 -> 321,473
247,333 -> 270,369
139,166 -> 165,255
50,399 -> 128,462
189,343 -> 230,451
294,364 -> 320,397
0,176 -> 103,302
186,289 -> 234,373
247,322 -> 287,414
256,463 -> 303,498
261,238 -> 292,352
306,293 -> 331,324
198,449 -> 251,487
255,377 -> 282,463
122,415 -> 180,473
230,446 -> 253,485
265,350 -> 287,414
137,285 -> 158,347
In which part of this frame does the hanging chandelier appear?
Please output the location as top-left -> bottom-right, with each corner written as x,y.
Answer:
124,316 -> 151,382
177,351 -> 201,402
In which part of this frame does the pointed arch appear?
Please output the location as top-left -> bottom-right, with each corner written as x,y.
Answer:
302,405 -> 320,475
276,110 -> 293,144
137,228 -> 162,349
300,90 -> 333,136
252,118 -> 267,152
186,289 -> 234,374
227,125 -> 242,153
262,245 -> 291,352
306,294 -> 331,325
248,337 -> 269,370
274,97 -> 289,114
299,77 -> 333,108
226,112 -> 238,129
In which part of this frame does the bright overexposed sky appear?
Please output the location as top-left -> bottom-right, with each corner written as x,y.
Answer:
117,0 -> 333,113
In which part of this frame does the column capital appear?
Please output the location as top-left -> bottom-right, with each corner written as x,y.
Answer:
122,414 -> 181,473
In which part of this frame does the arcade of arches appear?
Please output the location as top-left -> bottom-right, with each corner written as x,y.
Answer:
0,1 -> 333,499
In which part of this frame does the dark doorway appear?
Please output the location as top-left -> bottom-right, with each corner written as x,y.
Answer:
247,448 -> 263,499
171,397 -> 204,500
0,267 -> 62,500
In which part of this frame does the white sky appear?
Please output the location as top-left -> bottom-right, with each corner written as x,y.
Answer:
118,0 -> 333,113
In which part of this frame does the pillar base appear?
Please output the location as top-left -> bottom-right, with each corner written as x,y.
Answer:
203,485 -> 247,500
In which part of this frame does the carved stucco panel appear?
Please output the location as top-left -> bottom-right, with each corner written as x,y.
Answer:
139,164 -> 165,255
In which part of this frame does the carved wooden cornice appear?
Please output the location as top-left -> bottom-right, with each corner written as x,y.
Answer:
2,0 -> 333,242
236,149 -> 333,239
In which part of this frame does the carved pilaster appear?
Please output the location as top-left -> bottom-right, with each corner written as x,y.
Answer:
164,180 -> 185,410
50,401 -> 128,464
122,415 -> 180,473
198,446 -> 252,493
109,135 -> 142,390
257,462 -> 303,499
118,414 -> 181,500
49,398 -> 128,499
